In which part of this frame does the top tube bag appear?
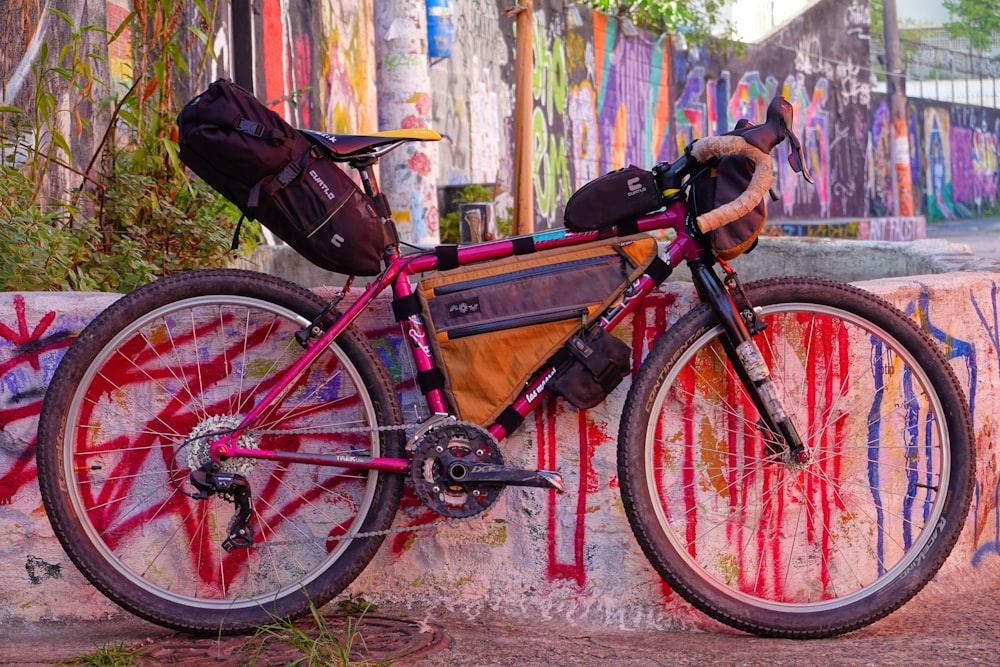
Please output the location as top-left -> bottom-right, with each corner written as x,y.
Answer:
562,165 -> 661,231
177,79 -> 387,276
416,235 -> 658,425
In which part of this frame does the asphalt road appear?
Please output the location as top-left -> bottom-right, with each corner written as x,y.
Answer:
925,216 -> 1000,260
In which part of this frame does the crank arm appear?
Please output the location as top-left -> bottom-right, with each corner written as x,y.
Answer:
447,462 -> 566,493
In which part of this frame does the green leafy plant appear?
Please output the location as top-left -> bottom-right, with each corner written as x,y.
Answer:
56,640 -> 143,667
0,0 -> 245,293
943,0 -> 1000,55
241,596 -> 399,667
454,183 -> 494,203
581,0 -> 742,53
440,183 -> 501,244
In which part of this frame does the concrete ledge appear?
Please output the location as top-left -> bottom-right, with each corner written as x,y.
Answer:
1,251 -> 999,628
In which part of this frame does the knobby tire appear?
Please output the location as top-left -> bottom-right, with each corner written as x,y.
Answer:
618,276 -> 974,638
35,269 -> 405,635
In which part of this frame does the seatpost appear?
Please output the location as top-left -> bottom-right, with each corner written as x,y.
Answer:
350,156 -> 401,261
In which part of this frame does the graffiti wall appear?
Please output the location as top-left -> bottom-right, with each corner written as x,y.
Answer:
0,0 -> 377,159
688,0 -> 871,220
232,0 -> 377,134
430,0 -> 870,228
869,94 -> 1000,221
429,0 -> 514,187
10,0 -> 1000,231
2,272 -> 1000,624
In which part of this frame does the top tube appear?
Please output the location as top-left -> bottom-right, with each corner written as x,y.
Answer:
393,198 -> 695,280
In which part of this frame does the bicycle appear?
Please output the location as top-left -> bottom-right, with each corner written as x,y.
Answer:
35,95 -> 974,639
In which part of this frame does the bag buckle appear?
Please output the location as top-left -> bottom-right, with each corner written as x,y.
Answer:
275,160 -> 302,187
236,117 -> 265,137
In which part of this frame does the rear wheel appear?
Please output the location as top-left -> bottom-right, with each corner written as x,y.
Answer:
36,269 -> 404,634
618,277 -> 974,638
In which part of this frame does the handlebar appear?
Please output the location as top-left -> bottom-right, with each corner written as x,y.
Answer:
660,95 -> 813,234
688,136 -> 774,233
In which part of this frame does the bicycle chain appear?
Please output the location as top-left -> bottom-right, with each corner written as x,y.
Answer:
245,418 -> 492,541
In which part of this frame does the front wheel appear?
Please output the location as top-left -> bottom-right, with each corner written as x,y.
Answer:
35,269 -> 405,634
618,277 -> 974,638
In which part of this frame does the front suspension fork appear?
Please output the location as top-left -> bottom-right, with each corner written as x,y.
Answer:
689,260 -> 809,464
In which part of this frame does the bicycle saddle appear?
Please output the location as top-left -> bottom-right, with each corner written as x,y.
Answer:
300,127 -> 441,159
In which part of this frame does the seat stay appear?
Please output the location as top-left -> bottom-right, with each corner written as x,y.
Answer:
300,127 -> 441,161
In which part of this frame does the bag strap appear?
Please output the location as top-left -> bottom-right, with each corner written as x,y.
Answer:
247,147 -> 311,208
230,215 -> 246,251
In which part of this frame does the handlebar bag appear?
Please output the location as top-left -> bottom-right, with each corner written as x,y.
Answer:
177,79 -> 387,276
416,235 -> 657,425
563,166 -> 662,231
690,155 -> 767,260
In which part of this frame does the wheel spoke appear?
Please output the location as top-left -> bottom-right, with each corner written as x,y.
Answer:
37,272 -> 403,633
621,279 -> 972,637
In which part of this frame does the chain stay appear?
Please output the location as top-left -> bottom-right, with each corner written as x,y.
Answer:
230,418 -> 494,541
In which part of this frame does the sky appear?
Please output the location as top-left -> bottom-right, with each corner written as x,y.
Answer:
727,0 -> 952,42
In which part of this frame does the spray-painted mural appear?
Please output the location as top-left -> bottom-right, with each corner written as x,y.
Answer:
432,0 -> 871,227
429,0 -> 513,187
667,0 -> 870,221
872,96 -> 1000,222
2,278 -> 1000,623
530,5 -> 675,228
247,0 -> 377,134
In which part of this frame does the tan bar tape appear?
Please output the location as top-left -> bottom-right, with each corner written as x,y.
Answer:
689,136 -> 775,233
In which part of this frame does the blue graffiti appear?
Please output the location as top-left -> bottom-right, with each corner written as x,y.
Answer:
865,285 -> 978,570
868,339 -> 888,575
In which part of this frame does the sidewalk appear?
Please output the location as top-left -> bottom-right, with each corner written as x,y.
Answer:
2,566 -> 997,666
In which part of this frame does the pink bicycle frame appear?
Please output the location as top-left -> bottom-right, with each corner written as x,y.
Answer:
208,198 -> 705,472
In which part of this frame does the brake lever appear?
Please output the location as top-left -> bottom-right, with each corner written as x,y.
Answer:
784,128 -> 815,184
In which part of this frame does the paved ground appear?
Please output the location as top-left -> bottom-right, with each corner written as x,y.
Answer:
925,216 -> 1000,260
1,565 -> 997,666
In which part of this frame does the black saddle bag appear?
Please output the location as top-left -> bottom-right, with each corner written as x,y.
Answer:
177,79 -> 386,275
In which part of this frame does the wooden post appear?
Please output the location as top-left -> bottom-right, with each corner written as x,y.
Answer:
512,1 -> 534,236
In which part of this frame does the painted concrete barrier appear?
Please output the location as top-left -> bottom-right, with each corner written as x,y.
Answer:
1,269 -> 999,628
771,215 -> 927,241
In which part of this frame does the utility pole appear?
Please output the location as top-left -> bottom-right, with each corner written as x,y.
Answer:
883,0 -> 913,217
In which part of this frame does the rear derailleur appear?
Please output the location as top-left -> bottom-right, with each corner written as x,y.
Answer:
190,461 -> 255,552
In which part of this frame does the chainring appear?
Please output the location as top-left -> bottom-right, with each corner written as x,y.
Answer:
410,422 -> 504,518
